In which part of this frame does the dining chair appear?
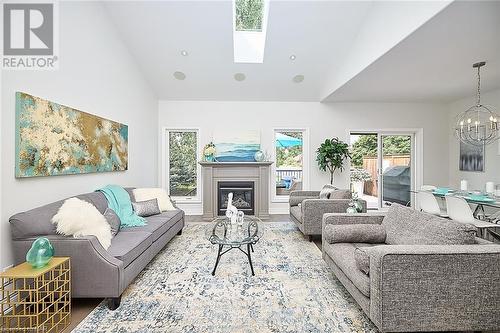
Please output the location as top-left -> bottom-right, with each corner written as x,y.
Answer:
445,195 -> 497,237
420,185 -> 437,191
417,191 -> 448,217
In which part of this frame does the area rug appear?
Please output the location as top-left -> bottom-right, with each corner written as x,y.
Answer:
73,222 -> 378,333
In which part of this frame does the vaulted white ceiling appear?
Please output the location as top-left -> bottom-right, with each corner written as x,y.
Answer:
103,0 -> 372,101
325,0 -> 500,102
103,1 -> 498,102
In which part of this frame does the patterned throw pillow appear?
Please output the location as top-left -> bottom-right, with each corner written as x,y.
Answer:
132,199 -> 161,217
103,208 -> 121,237
319,184 -> 338,199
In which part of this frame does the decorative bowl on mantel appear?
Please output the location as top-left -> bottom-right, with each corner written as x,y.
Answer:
254,151 -> 265,162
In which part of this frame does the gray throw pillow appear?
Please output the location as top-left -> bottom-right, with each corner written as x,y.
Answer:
103,208 -> 121,237
382,204 -> 476,245
354,247 -> 370,275
319,184 -> 338,199
324,224 -> 387,244
132,199 -> 161,217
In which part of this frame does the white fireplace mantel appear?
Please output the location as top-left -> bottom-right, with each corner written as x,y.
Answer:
199,161 -> 273,221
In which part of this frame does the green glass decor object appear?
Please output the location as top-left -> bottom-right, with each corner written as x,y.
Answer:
353,200 -> 363,213
346,203 -> 357,214
26,237 -> 54,268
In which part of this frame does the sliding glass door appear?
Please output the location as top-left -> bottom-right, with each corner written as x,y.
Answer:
350,132 -> 415,209
380,134 -> 413,207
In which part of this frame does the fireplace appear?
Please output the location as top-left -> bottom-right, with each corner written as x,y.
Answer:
217,181 -> 255,216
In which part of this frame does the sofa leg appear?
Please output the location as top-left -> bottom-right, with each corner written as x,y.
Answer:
106,296 -> 121,310
307,235 -> 313,242
177,228 -> 183,236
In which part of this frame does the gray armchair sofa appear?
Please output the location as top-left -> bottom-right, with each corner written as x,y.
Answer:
322,204 -> 500,332
289,189 -> 366,240
9,189 -> 184,310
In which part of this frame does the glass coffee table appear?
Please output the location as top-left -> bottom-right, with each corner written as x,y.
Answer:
206,216 -> 263,276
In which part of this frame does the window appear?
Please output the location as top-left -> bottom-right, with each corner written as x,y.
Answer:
235,0 -> 264,31
165,129 -> 199,200
275,130 -> 304,197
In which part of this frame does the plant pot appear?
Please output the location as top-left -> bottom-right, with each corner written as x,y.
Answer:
353,181 -> 364,196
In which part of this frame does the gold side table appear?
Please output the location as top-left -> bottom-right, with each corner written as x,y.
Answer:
0,257 -> 71,333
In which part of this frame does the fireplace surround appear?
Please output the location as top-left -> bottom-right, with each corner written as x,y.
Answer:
199,161 -> 273,220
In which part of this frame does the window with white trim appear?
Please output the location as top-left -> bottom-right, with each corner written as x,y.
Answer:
275,130 -> 304,197
165,129 -> 199,200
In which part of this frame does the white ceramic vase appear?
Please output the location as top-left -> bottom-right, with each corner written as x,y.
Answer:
353,181 -> 364,196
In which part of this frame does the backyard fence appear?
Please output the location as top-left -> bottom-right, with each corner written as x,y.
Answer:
362,155 -> 410,196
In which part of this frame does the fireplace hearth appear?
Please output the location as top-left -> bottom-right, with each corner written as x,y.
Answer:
217,181 -> 255,216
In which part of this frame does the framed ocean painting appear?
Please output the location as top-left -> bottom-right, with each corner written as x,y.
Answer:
213,130 -> 260,162
15,92 -> 128,178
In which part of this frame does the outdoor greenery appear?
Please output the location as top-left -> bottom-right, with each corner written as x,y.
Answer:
350,168 -> 372,183
351,135 -> 411,167
169,132 -> 197,196
316,137 -> 351,185
276,131 -> 302,168
235,0 -> 263,31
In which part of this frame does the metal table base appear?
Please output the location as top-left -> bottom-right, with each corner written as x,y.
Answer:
211,243 -> 255,276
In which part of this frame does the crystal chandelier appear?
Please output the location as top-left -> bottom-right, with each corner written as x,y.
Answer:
455,62 -> 499,146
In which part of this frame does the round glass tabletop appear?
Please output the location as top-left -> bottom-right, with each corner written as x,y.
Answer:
205,216 -> 263,246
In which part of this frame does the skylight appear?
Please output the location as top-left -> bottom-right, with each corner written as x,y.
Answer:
235,0 -> 263,31
233,0 -> 269,63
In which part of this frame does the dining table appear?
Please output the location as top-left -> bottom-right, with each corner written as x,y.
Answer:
431,190 -> 500,217
412,188 -> 500,242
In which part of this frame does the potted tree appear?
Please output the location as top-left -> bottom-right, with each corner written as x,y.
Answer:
316,137 -> 351,185
350,168 -> 372,196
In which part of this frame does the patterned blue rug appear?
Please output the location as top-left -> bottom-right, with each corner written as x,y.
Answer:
74,222 -> 377,332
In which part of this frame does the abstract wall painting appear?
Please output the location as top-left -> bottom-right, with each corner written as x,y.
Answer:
459,141 -> 484,172
213,130 -> 260,162
15,92 -> 128,178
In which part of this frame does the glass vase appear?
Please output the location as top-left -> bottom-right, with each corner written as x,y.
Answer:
26,237 -> 54,268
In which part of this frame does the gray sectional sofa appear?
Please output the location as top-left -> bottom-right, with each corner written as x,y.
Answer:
289,189 -> 366,240
9,189 -> 184,310
322,204 -> 500,332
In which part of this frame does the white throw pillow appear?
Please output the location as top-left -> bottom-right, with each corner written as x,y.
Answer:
133,188 -> 176,211
51,198 -> 112,250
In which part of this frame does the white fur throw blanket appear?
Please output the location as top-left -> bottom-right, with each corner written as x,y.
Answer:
52,198 -> 112,250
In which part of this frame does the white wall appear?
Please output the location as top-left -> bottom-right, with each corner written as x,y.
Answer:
159,100 -> 450,214
0,2 -> 158,269
448,88 -> 500,190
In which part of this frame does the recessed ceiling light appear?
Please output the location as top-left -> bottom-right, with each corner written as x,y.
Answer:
289,55 -> 296,61
234,73 -> 246,82
292,74 -> 304,83
181,50 -> 188,56
173,71 -> 186,80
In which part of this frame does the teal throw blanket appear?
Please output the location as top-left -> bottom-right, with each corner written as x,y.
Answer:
97,185 -> 146,228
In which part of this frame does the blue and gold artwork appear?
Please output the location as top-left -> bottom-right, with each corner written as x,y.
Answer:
15,92 -> 128,178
